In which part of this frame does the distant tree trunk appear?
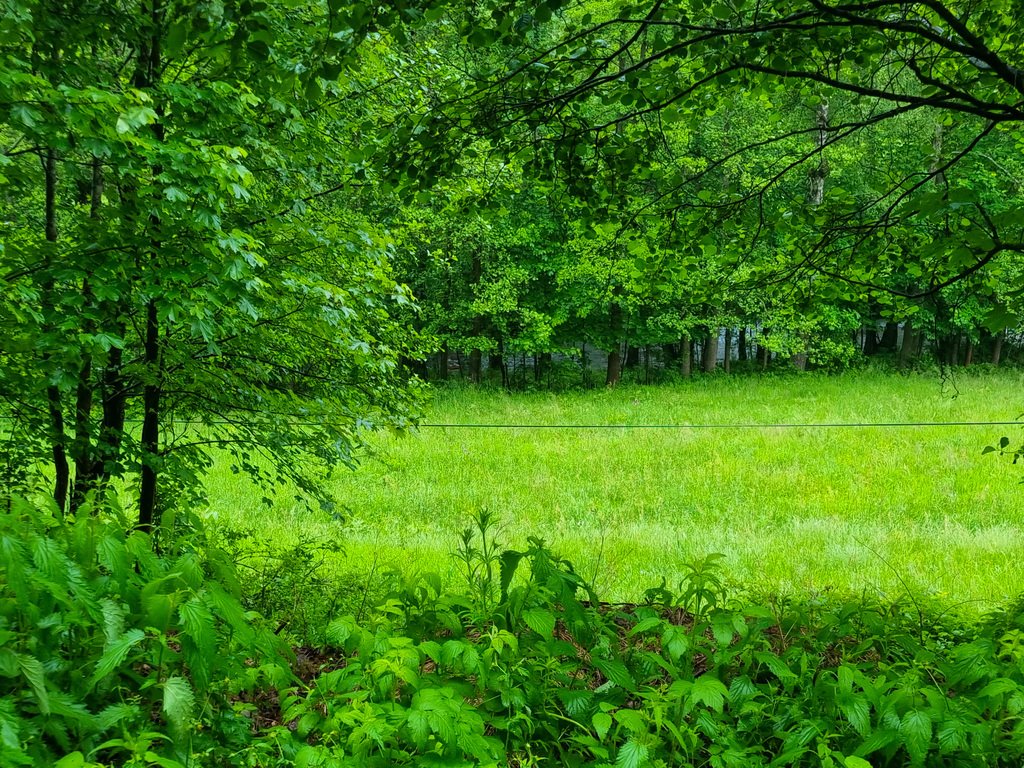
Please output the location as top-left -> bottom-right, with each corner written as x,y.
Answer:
761,343 -> 770,370
723,328 -> 733,373
737,327 -> 747,362
70,159 -> 104,513
42,145 -> 70,514
898,319 -> 916,368
606,344 -> 622,387
606,303 -> 624,386
807,100 -> 829,207
624,344 -> 640,369
879,321 -> 899,351
680,335 -> 692,378
488,346 -> 503,382
944,334 -> 961,366
468,347 -> 482,383
436,347 -> 449,381
663,342 -> 679,367
702,330 -> 719,373
863,325 -> 878,355
469,247 -> 484,384
992,331 -> 1004,365
964,340 -> 974,366
137,298 -> 161,532
537,352 -> 552,386
794,99 -> 827,376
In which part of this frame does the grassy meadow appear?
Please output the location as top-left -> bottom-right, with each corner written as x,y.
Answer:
205,369 -> 1024,614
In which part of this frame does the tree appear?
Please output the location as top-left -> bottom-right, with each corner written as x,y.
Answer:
0,1 -> 424,526
386,0 -> 1024,309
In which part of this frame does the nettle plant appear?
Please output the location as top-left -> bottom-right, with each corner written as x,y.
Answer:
276,512 -> 1024,768
0,497 -> 290,767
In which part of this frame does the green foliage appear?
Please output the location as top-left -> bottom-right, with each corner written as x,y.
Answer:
0,497 -> 290,766
8,498 -> 1024,766
266,513 -> 1024,767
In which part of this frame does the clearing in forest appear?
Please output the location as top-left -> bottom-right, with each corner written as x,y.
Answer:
207,370 -> 1024,613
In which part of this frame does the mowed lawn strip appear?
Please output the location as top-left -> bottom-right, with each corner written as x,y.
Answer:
205,370 -> 1024,613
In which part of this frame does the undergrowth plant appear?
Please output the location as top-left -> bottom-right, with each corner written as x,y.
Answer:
0,496 -> 290,767
277,511 -> 1024,768
7,503 -> 1024,767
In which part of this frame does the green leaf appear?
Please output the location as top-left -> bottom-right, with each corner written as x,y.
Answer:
594,658 -> 635,691
90,629 -> 145,689
844,757 -> 874,768
977,677 -> 1018,697
691,674 -> 729,712
593,711 -> 612,741
754,651 -> 797,682
18,655 -> 49,714
163,676 -> 195,736
499,550 -> 524,601
629,617 -> 662,636
900,709 -> 932,763
616,736 -> 649,768
522,608 -> 555,638
837,694 -> 871,735
100,598 -> 126,648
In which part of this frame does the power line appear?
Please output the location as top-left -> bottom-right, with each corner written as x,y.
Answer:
1,414 -> 1020,431
418,420 -> 1022,430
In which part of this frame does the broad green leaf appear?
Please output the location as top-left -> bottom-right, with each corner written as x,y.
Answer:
18,655 -> 48,714
163,676 -> 195,736
90,629 -> 146,689
522,608 -> 555,638
691,675 -> 729,712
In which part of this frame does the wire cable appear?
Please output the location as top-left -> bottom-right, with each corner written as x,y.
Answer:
418,420 -> 1022,430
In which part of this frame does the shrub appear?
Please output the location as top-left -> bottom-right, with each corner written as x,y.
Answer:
0,496 -> 290,767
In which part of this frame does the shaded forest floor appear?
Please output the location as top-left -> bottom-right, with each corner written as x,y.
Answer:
206,369 -> 1024,621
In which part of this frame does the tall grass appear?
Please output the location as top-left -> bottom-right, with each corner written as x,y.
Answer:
205,369 -> 1024,613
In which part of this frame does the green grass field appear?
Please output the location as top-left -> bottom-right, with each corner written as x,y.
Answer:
205,369 -> 1024,614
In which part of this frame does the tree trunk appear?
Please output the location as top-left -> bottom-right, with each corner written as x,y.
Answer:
605,345 -> 622,387
436,347 -> 449,381
624,344 -> 640,369
138,298 -> 161,531
898,318 -> 916,368
992,331 -> 1004,365
737,327 -> 747,362
42,145 -> 70,514
488,351 -> 503,384
807,100 -> 829,206
702,330 -> 719,373
964,340 -> 974,366
606,303 -> 624,386
136,13 -> 164,531
879,321 -> 899,351
680,335 -> 692,378
863,325 -> 878,355
468,245 -> 484,383
723,328 -> 733,373
70,157 -> 104,512
536,352 -> 551,386
468,348 -> 482,383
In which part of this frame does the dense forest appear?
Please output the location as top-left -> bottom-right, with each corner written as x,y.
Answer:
3,1 -> 1024,766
